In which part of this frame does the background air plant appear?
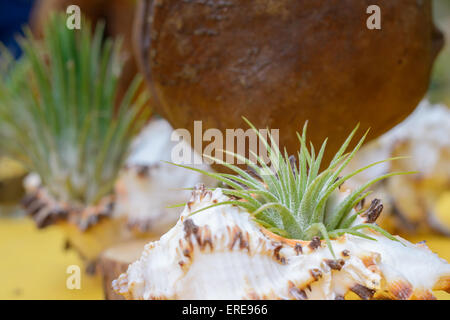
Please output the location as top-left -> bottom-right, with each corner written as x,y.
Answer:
0,13 -> 150,228
174,118 -> 413,256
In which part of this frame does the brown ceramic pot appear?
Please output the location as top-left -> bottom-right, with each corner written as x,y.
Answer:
134,0 -> 444,164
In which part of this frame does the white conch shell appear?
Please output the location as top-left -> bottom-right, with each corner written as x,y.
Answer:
113,185 -> 450,300
115,118 -> 213,234
345,100 -> 450,235
22,118 -> 213,263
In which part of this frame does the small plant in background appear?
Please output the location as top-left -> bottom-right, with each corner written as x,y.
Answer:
0,14 -> 150,228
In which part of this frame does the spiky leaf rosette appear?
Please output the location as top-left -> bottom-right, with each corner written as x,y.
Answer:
171,118 -> 413,256
0,14 -> 150,207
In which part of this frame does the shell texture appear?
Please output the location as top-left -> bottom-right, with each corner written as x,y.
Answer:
344,100 -> 450,235
113,185 -> 450,300
115,119 -> 213,234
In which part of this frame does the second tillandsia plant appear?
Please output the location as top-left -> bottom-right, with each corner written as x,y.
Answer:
172,118 -> 410,256
0,14 -> 150,230
114,119 -> 450,300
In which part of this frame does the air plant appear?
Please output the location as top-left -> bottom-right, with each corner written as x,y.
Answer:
171,118 -> 411,257
0,13 -> 150,228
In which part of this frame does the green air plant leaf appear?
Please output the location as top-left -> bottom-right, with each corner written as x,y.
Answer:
0,13 -> 151,207
171,117 -> 413,257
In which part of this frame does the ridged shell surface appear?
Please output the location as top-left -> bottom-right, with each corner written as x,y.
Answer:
114,185 -> 450,300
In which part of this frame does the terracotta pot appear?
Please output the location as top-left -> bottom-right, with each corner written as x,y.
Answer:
134,0 -> 444,164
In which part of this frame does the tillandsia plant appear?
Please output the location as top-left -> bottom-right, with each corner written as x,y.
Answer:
113,119 -> 450,300
171,118 -> 411,257
0,13 -> 150,229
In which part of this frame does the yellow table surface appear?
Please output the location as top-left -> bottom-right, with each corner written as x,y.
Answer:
0,217 -> 103,300
0,216 -> 449,300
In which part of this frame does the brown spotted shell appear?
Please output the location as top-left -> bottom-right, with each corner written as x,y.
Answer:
113,184 -> 450,300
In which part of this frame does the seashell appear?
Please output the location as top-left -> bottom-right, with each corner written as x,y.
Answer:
115,119 -> 213,235
113,185 -> 450,300
21,119 -> 213,264
344,101 -> 450,235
